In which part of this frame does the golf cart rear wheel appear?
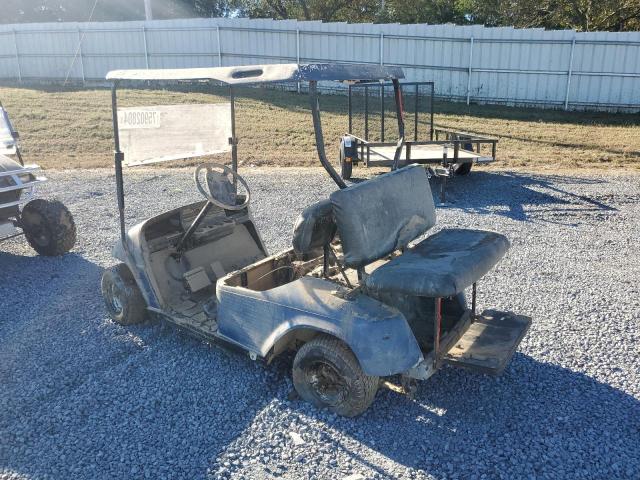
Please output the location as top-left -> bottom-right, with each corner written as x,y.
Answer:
453,162 -> 473,175
101,264 -> 146,325
21,199 -> 76,256
292,335 -> 378,417
339,149 -> 352,180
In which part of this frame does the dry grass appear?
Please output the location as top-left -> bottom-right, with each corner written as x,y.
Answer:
0,83 -> 638,171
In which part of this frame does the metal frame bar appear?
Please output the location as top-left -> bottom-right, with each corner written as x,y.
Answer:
349,81 -> 435,151
309,80 -> 347,189
433,297 -> 442,366
5,25 -> 639,47
564,38 -> 576,110
380,83 -> 385,142
110,83 -> 126,245
429,83 -> 435,141
12,29 -> 21,83
391,79 -> 405,171
466,37 -> 474,105
364,85 -> 369,140
230,86 -> 238,185
414,83 -> 419,142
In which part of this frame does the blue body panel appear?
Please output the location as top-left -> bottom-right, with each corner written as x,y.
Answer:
217,276 -> 423,377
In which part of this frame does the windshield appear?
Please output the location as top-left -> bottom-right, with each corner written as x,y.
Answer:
117,103 -> 232,166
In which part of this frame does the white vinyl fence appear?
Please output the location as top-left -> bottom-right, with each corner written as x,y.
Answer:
0,17 -> 639,111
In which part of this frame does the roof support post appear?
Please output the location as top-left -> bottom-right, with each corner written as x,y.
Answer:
110,82 -> 126,245
309,80 -> 347,189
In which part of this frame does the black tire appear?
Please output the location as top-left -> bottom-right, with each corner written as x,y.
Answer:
101,264 -> 147,325
21,199 -> 76,256
340,148 -> 352,180
292,335 -> 378,417
453,162 -> 473,175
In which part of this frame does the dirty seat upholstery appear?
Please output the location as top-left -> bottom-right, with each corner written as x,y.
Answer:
329,165 -> 510,297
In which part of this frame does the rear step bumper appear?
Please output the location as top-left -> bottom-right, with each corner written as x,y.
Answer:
443,309 -> 531,375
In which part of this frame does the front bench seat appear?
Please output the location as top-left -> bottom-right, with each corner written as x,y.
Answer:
329,164 -> 509,298
364,228 -> 509,297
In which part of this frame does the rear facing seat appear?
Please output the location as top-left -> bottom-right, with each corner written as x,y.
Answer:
329,165 -> 509,298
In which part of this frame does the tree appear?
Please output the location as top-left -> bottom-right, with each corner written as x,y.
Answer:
0,0 -> 232,23
238,0 -> 384,22
466,0 -> 640,31
386,0 -> 471,25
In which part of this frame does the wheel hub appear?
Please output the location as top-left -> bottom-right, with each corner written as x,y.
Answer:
307,362 -> 348,406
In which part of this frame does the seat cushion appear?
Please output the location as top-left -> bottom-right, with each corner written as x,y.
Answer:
292,199 -> 336,255
364,229 -> 510,297
330,165 -> 436,268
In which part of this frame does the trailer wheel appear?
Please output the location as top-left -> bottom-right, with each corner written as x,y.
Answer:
453,162 -> 473,175
339,149 -> 352,180
21,199 -> 76,256
293,335 -> 378,417
101,264 -> 147,325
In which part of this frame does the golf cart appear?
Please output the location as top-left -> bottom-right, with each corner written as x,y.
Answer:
0,101 -> 76,256
102,64 -> 531,417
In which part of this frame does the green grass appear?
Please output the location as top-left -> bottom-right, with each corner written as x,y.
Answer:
1,84 -> 638,171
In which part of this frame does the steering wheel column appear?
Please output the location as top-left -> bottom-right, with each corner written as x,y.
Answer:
175,163 -> 251,254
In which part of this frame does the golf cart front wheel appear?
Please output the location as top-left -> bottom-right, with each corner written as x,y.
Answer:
21,199 -> 76,256
292,335 -> 378,417
453,162 -> 473,175
101,264 -> 147,325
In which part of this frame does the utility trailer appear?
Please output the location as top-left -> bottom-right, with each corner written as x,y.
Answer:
339,82 -> 498,192
101,64 -> 531,417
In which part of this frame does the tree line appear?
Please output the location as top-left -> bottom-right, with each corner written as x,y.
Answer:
3,0 -> 639,32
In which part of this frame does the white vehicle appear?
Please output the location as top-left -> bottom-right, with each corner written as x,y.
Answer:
0,102 -> 75,255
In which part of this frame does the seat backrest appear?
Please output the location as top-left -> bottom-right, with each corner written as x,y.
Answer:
292,199 -> 337,255
330,165 -> 436,268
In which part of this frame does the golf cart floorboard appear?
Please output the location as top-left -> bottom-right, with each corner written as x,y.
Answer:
443,309 -> 531,375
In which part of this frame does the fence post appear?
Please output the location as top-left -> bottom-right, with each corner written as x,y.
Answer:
77,28 -> 86,83
216,25 -> 222,67
466,37 -> 474,105
142,27 -> 150,69
379,32 -> 384,65
296,28 -> 301,93
12,29 -> 21,83
564,37 -> 576,110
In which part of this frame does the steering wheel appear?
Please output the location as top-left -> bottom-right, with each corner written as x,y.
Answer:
194,163 -> 250,211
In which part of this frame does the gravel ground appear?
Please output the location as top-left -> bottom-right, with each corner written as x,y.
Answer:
1,166 -> 639,480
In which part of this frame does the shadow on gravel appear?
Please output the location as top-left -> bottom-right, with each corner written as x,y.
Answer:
0,250 -> 276,479
295,354 -> 639,479
347,170 -> 617,224
434,171 -> 617,223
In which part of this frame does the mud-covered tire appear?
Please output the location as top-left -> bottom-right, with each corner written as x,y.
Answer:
101,264 -> 147,325
339,149 -> 352,180
453,162 -> 473,175
292,335 -> 378,417
21,199 -> 76,256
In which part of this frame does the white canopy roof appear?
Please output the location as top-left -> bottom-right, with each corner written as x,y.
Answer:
106,63 -> 404,85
